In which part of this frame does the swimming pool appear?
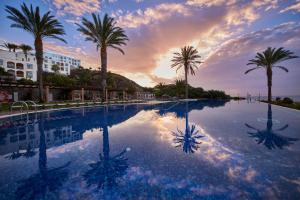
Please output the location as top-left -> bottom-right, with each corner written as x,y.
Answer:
0,100 -> 299,199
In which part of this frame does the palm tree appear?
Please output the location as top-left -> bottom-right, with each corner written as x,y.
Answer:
6,3 -> 66,102
16,116 -> 70,199
84,108 -> 128,189
172,102 -> 203,153
19,44 -> 33,60
76,13 -> 128,102
246,47 -> 298,102
245,104 -> 298,150
1,42 -> 18,52
171,46 -> 202,99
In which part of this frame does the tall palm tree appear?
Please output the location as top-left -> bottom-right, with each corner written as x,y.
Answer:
6,3 -> 66,102
1,42 -> 18,52
246,47 -> 298,102
172,102 -> 203,153
84,107 -> 128,189
76,13 -> 128,102
16,116 -> 70,199
245,104 -> 298,150
19,44 -> 33,60
171,46 -> 202,99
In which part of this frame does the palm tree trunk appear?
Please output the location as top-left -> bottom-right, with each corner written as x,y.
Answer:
38,115 -> 47,178
103,125 -> 109,161
267,68 -> 272,103
35,37 -> 44,102
185,101 -> 189,132
185,65 -> 188,100
101,47 -> 107,102
267,103 -> 273,131
102,108 -> 110,186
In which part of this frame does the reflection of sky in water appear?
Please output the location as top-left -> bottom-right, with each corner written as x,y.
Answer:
0,101 -> 300,199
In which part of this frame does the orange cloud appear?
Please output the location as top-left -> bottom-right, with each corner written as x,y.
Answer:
189,22 -> 300,96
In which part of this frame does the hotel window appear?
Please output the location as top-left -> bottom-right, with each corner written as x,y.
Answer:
0,59 -> 3,65
44,59 -> 48,63
65,67 -> 68,71
22,58 -> 24,61
16,63 -> 24,70
7,61 -> 15,69
52,61 -> 55,64
60,67 -> 64,71
27,58 -> 30,61
27,63 -> 33,69
16,71 -> 24,77
7,70 -> 15,76
44,64 -> 48,68
26,71 -> 33,79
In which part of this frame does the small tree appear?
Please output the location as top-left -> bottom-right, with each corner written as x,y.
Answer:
51,64 -> 60,74
19,44 -> 33,60
1,42 -> 18,52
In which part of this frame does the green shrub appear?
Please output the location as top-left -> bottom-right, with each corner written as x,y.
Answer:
282,97 -> 293,104
17,78 -> 35,84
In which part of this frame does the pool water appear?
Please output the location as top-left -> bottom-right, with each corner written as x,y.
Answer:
0,100 -> 299,200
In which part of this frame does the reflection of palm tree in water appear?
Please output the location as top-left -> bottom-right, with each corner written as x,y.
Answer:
172,102 -> 203,153
245,104 -> 298,150
84,106 -> 128,189
16,116 -> 70,200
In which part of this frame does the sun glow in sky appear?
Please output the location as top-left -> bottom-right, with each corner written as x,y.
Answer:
0,0 -> 300,96
153,49 -> 178,80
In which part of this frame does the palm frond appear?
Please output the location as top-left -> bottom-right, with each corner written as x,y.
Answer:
6,3 -> 66,42
245,66 -> 263,74
246,47 -> 297,75
171,46 -> 202,75
77,13 -> 128,53
273,66 -> 289,73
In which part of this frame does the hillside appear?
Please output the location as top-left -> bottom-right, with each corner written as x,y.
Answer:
39,68 -> 144,93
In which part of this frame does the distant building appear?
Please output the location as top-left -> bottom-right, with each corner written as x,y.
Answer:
43,52 -> 81,74
0,49 -> 81,81
136,91 -> 155,100
0,49 -> 37,81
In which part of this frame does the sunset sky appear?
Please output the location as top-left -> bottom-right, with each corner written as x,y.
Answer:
0,0 -> 300,96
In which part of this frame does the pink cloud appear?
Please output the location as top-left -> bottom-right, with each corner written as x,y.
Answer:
116,3 -> 190,28
189,22 -> 300,96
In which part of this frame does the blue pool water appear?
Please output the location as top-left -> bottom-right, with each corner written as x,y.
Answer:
0,100 -> 300,200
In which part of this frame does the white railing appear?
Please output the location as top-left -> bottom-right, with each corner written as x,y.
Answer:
10,101 -> 29,114
25,100 -> 38,111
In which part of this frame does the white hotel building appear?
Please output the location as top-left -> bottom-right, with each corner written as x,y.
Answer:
0,49 -> 81,81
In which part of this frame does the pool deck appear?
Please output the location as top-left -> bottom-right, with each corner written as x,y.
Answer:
0,100 -> 182,119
